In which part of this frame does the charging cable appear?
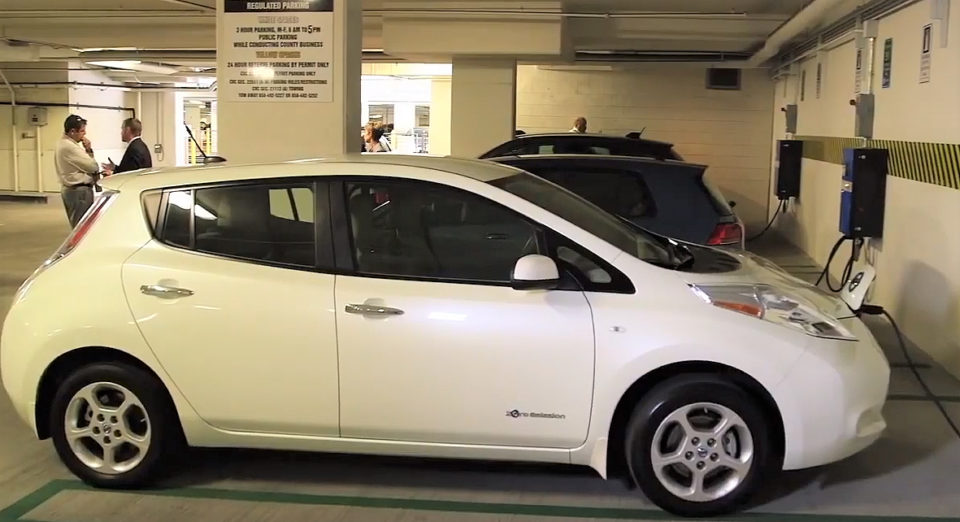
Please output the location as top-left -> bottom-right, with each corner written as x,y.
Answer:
816,236 -> 862,292
859,305 -> 960,440
746,200 -> 785,242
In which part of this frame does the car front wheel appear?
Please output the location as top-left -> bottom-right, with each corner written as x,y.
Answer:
625,374 -> 775,517
50,362 -> 180,487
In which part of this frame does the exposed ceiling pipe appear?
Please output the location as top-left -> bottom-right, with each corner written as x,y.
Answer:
158,0 -> 215,11
367,9 -> 751,19
0,68 -> 20,192
6,81 -> 215,92
746,0 -> 848,67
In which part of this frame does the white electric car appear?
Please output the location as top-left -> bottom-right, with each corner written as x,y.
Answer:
1,156 -> 888,517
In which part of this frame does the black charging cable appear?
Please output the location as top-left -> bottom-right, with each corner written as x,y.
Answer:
859,305 -> 960,440
746,199 -> 785,242
815,236 -> 859,292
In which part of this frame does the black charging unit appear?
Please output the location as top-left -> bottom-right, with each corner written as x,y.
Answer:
840,148 -> 889,239
775,140 -> 803,200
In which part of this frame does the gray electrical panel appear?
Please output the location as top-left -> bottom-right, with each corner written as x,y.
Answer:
27,107 -> 48,127
784,104 -> 798,134
854,94 -> 875,139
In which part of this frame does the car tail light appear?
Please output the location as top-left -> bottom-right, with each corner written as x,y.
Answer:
39,192 -> 116,270
707,223 -> 743,246
15,192 -> 116,298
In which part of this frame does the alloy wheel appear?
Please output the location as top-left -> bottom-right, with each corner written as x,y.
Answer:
64,382 -> 152,475
649,402 -> 754,502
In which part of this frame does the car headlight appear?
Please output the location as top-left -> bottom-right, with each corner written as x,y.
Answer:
690,284 -> 857,341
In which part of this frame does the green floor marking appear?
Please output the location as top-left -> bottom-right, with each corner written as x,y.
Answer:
3,479 -> 960,522
888,394 -> 960,403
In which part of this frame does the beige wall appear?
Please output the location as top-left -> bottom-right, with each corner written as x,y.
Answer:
0,62 -> 69,193
770,1 -> 960,376
516,64 -> 776,229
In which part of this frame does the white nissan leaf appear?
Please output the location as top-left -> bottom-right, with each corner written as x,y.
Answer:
0,156 -> 889,517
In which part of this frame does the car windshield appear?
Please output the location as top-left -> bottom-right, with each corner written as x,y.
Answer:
489,172 -> 675,266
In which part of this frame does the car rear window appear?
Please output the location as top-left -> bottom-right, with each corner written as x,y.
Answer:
521,166 -> 657,220
701,176 -> 735,216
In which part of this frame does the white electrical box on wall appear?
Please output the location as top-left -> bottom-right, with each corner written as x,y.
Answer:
27,107 -> 48,126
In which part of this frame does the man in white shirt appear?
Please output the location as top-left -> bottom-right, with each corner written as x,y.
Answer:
55,115 -> 101,227
569,116 -> 587,133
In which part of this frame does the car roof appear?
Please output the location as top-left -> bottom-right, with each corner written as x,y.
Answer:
101,154 -> 525,192
490,154 -> 707,171
509,133 -> 675,147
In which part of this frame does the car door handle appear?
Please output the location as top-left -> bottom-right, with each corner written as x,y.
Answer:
345,304 -> 404,316
140,284 -> 194,299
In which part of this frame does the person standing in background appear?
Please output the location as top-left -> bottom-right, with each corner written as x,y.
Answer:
55,115 -> 102,227
363,123 -> 389,152
569,117 -> 587,133
102,118 -> 152,174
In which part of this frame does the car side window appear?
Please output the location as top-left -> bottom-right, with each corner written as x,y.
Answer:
345,180 -> 540,283
158,182 -> 320,268
534,168 -> 657,219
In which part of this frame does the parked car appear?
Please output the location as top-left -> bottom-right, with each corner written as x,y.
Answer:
478,133 -> 683,161
1,155 -> 888,517
492,155 -> 744,248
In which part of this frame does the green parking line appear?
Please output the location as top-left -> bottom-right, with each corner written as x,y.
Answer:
890,362 -> 932,369
888,394 -> 960,403
3,479 -> 960,522
0,481 -> 63,522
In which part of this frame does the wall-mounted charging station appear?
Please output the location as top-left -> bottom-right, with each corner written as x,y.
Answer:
840,148 -> 889,238
817,147 -> 889,293
776,140 -> 803,200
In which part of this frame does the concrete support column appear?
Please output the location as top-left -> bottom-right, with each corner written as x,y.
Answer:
216,0 -> 361,163
428,78 -> 451,156
450,58 -> 516,157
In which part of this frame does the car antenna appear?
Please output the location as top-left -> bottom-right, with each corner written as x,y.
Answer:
184,122 -> 226,164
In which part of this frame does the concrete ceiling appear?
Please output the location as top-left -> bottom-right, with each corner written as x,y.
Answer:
0,0 -> 812,84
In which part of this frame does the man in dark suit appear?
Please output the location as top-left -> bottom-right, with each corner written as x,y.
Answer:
102,118 -> 153,174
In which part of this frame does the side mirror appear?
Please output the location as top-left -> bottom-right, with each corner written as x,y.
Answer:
511,254 -> 559,290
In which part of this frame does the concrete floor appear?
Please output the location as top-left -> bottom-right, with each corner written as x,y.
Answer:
1,199 -> 960,522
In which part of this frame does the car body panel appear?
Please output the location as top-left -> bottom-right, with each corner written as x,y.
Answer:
122,241 -> 341,435
335,274 -> 595,448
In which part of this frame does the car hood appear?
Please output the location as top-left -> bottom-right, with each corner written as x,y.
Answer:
679,248 -> 855,319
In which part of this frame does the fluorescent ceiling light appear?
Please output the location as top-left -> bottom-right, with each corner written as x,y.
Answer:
87,60 -> 180,75
76,47 -> 138,52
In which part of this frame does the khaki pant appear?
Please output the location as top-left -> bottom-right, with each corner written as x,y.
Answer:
61,185 -> 94,228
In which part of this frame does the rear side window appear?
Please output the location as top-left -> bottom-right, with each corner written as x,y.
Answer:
157,182 -> 321,268
163,190 -> 192,248
529,167 -> 657,220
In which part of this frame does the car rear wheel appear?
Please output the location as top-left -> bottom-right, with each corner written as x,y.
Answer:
625,374 -> 775,517
51,362 -> 181,487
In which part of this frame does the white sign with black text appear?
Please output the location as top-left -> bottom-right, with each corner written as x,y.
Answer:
920,23 -> 932,84
221,0 -> 334,102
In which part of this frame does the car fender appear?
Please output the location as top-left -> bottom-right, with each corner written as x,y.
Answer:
570,304 -> 808,476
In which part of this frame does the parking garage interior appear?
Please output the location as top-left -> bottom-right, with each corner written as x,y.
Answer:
1,0 -> 960,520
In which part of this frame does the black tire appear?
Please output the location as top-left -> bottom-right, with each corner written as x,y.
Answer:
624,374 -> 775,517
50,362 -> 182,488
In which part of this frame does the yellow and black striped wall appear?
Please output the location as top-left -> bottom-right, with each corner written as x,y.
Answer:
793,136 -> 960,191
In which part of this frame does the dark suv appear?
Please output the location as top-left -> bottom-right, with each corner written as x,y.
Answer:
491,155 -> 743,248
479,133 -> 683,161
